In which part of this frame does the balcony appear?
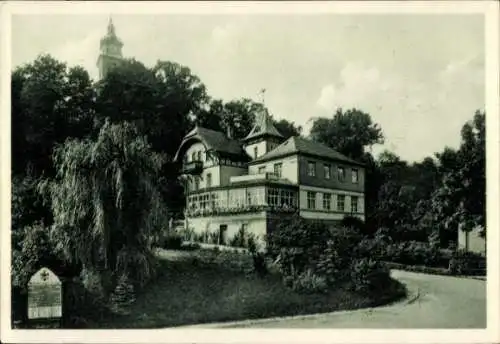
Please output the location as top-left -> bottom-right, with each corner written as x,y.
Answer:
185,204 -> 298,218
230,172 -> 279,184
182,161 -> 203,175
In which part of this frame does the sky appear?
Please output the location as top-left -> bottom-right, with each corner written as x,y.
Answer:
11,13 -> 485,162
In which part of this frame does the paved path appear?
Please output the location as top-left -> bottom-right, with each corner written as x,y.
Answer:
215,270 -> 487,329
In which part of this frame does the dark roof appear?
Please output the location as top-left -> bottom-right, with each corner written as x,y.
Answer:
174,126 -> 250,162
243,109 -> 283,142
250,136 -> 364,166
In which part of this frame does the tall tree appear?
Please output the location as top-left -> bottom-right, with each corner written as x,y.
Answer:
95,59 -> 209,214
309,108 -> 384,161
221,98 -> 262,140
430,111 -> 486,243
11,55 -> 95,178
309,108 -> 384,233
44,120 -> 165,289
273,118 -> 302,139
195,98 -> 302,140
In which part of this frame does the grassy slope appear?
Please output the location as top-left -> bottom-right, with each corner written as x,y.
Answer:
97,249 -> 406,328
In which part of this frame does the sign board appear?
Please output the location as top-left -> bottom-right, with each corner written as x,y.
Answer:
27,267 -> 62,320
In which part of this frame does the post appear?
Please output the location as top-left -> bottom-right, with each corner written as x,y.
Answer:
27,267 -> 62,328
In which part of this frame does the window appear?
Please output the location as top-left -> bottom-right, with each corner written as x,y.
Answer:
258,166 -> 266,174
274,163 -> 282,178
337,194 -> 345,212
268,188 -> 280,206
200,193 -> 209,209
324,164 -> 331,179
280,189 -> 297,208
194,177 -> 200,191
352,169 -> 359,184
197,151 -> 202,161
211,193 -> 217,208
307,161 -> 316,177
323,193 -> 331,210
351,196 -> 359,213
230,189 -> 246,206
190,195 -> 198,209
307,191 -> 316,210
337,166 -> 345,182
254,146 -> 258,159
247,190 -> 253,205
206,173 -> 212,188
248,187 -> 265,205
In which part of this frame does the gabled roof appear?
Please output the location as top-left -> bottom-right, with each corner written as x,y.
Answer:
250,136 -> 364,166
174,126 -> 250,162
242,109 -> 283,142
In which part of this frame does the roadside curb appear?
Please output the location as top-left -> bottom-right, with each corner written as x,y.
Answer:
175,285 -> 421,329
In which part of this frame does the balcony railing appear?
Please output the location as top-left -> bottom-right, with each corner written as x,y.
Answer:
230,172 -> 279,184
182,161 -> 203,175
185,204 -> 298,218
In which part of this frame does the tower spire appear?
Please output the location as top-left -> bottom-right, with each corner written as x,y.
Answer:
259,88 -> 266,105
242,88 -> 283,143
97,15 -> 124,80
107,16 -> 115,35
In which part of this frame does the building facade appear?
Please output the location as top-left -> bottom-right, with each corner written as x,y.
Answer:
174,108 -> 366,245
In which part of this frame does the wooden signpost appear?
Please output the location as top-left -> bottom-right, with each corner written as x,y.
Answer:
27,267 -> 62,328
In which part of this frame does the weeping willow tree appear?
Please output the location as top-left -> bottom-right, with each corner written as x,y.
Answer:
42,120 -> 166,293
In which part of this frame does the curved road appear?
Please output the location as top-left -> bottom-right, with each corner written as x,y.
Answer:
223,270 -> 486,328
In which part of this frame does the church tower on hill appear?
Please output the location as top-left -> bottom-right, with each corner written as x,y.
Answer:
96,17 -> 124,80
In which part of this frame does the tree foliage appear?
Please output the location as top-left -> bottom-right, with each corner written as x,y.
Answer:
196,97 -> 302,141
43,120 -> 165,288
309,108 -> 384,161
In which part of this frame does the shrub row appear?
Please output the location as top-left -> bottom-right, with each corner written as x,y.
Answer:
266,215 -> 394,296
382,261 -> 450,275
383,248 -> 486,277
164,226 -> 260,251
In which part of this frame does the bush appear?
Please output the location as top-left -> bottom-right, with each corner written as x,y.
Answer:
266,215 -> 332,276
315,240 -> 345,285
291,269 -> 328,294
383,240 -> 440,267
382,261 -> 450,275
449,249 -> 486,276
229,226 -> 247,248
209,231 -> 220,245
11,223 -> 64,289
110,274 -> 136,314
350,258 -> 391,294
179,227 -> 195,242
180,242 -> 201,251
340,216 -> 367,234
163,234 -> 183,249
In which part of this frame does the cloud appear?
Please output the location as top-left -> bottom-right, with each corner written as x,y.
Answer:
316,63 -> 394,111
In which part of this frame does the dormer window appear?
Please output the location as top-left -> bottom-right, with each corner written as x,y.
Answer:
307,161 -> 316,177
352,169 -> 359,183
337,166 -> 346,182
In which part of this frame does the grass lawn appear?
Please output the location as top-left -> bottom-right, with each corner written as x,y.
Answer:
97,249 -> 406,328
